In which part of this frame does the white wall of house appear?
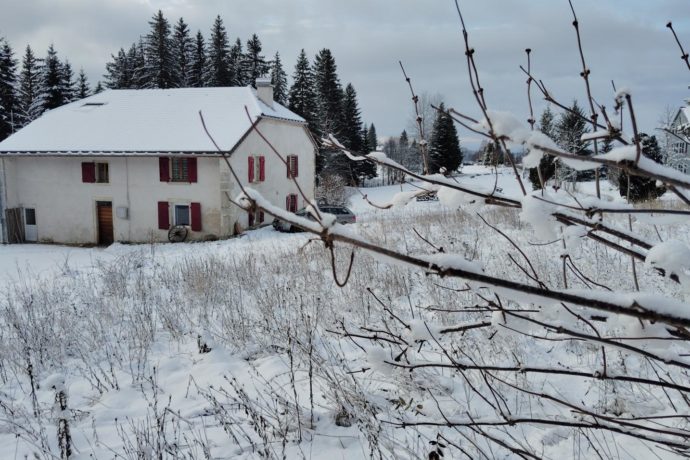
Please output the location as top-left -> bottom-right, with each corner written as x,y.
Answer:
222,118 -> 316,232
3,156 -> 222,244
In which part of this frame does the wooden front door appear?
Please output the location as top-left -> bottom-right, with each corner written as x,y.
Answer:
96,201 -> 114,245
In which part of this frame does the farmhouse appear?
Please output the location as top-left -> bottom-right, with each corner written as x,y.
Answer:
0,81 -> 316,244
667,99 -> 690,173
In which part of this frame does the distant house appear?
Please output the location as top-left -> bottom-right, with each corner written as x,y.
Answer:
666,100 -> 690,173
0,81 -> 316,244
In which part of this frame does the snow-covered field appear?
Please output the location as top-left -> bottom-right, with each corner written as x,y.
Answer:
1,167 -> 688,459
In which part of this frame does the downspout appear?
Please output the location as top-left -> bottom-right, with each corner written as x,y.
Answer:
0,157 -> 7,243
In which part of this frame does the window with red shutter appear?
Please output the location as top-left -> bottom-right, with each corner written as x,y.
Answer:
292,156 -> 298,178
259,211 -> 265,224
190,202 -> 202,231
81,162 -> 95,183
287,155 -> 299,178
157,201 -> 169,229
286,194 -> 298,212
248,209 -> 255,227
259,156 -> 265,182
159,157 -> 170,182
248,156 -> 255,183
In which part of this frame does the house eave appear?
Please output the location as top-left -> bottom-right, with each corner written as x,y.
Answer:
0,150 -> 229,157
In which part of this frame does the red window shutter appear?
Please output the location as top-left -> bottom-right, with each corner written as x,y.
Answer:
248,210 -> 255,227
259,156 -> 265,181
190,202 -> 202,231
159,157 -> 170,182
293,156 -> 299,178
157,201 -> 169,230
248,156 -> 255,183
291,194 -> 298,212
81,162 -> 95,183
259,211 -> 265,223
286,195 -> 290,210
286,156 -> 291,178
188,157 -> 197,183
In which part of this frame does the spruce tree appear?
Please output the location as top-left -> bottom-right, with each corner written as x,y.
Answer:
270,51 -> 288,105
94,81 -> 104,94
189,31 -> 207,87
0,37 -> 18,140
171,17 -> 194,87
313,48 -> 344,139
41,44 -> 67,111
18,45 -> 44,124
619,134 -> 666,202
361,125 -> 371,154
288,49 -> 318,133
60,60 -> 76,103
76,68 -> 90,99
104,48 -> 130,89
228,38 -> 243,85
242,34 -> 268,87
428,103 -> 462,174
555,101 -> 591,182
367,123 -> 377,150
341,83 -> 375,184
205,16 -> 231,86
142,10 -> 174,88
528,106 -> 557,189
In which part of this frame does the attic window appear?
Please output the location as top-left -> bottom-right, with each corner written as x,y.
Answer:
81,102 -> 106,107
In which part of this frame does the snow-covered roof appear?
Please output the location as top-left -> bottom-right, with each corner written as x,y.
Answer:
0,87 -> 305,155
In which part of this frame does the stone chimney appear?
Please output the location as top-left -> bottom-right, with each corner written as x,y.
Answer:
256,77 -> 274,108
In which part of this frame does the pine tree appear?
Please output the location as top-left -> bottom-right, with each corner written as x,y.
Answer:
0,37 -> 18,140
361,125 -> 371,154
288,49 -> 318,132
205,16 -> 231,86
94,81 -> 104,94
142,10 -> 174,88
270,51 -> 287,105
41,44 -> 68,111
479,141 -> 503,166
171,17 -> 194,87
428,103 -> 462,174
367,123 -> 377,150
242,34 -> 268,87
190,31 -> 207,87
528,106 -> 557,189
619,134 -> 666,202
76,68 -> 90,99
104,48 -> 130,89
18,45 -> 44,124
313,48 -> 344,139
399,129 -> 421,172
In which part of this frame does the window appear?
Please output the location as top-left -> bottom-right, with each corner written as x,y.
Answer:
171,158 -> 189,182
25,208 -> 36,226
81,162 -> 109,183
287,155 -> 299,179
174,205 -> 190,226
96,163 -> 109,183
159,157 -> 198,183
286,194 -> 298,213
248,155 -> 265,183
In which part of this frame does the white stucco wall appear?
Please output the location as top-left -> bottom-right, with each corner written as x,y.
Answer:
3,156 -> 222,244
221,118 -> 316,232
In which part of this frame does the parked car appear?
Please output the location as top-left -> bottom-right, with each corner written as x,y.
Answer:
273,205 -> 356,232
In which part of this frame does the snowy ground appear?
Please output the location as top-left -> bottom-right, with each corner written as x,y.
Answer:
0,167 -> 688,459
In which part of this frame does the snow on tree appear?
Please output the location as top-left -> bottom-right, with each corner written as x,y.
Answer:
93,81 -> 104,94
40,44 -> 68,111
104,48 -> 132,89
205,15 -> 232,87
171,17 -> 194,87
17,45 -> 44,124
269,51 -> 287,105
0,37 -> 18,140
142,10 -> 174,89
313,48 -> 344,139
288,49 -> 318,134
366,122 -> 377,150
241,33 -> 268,87
341,83 -> 375,185
227,38 -> 243,86
76,68 -> 90,99
60,60 -> 76,103
189,30 -> 207,88
555,100 -> 592,183
428,102 -> 462,174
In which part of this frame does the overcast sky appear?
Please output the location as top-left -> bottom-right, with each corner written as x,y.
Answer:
1,0 -> 689,146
